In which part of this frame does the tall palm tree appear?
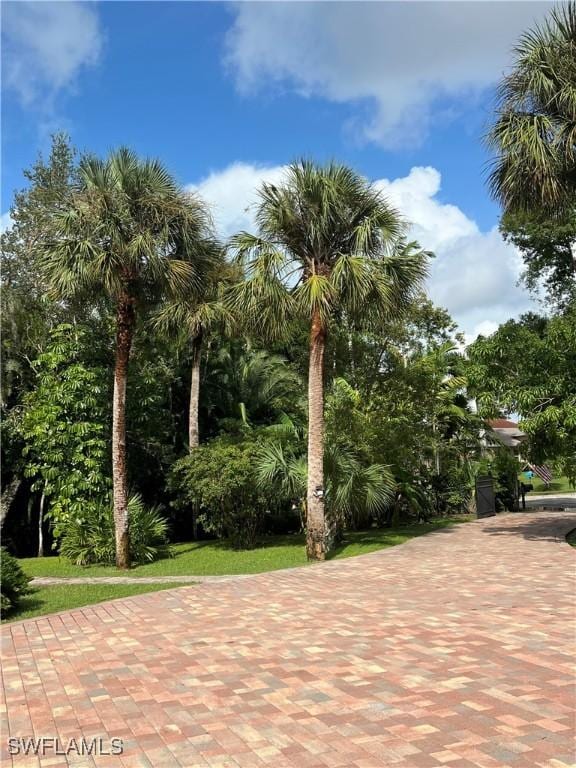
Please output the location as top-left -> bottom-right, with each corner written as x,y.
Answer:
229,161 -> 429,560
154,254 -> 231,451
488,3 -> 576,215
42,148 -> 217,568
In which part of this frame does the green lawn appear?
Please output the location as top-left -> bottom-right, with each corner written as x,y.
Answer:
522,475 -> 575,495
18,516 -> 471,579
2,582 -> 185,624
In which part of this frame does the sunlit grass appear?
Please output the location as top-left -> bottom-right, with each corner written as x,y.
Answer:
521,475 -> 575,495
18,516 -> 472,579
2,582 -> 186,624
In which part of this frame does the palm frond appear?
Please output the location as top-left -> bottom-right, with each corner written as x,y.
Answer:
42,148 -> 220,307
487,2 -> 576,213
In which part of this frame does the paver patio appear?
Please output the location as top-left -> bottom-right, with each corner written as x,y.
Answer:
2,512 -> 575,768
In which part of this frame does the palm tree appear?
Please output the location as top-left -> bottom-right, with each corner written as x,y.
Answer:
230,161 -> 429,560
42,148 -> 218,568
488,3 -> 576,215
154,254 -> 231,451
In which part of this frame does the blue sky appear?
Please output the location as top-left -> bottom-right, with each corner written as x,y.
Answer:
2,1 -> 550,337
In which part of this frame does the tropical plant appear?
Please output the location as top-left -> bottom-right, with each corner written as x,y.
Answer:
1,548 -> 31,614
59,495 -> 170,566
203,342 -> 304,432
414,342 -> 480,475
255,389 -> 395,535
229,161 -> 429,559
41,148 -> 218,567
487,2 -> 576,216
325,444 -> 394,532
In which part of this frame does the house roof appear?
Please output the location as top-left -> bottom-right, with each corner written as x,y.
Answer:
487,419 -> 519,429
485,418 -> 527,448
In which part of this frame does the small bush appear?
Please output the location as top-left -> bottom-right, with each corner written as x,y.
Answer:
59,495 -> 171,566
170,438 -> 268,549
1,548 -> 32,615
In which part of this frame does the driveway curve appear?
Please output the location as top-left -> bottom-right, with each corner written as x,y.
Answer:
2,512 -> 575,768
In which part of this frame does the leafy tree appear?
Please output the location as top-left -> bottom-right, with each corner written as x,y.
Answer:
488,2 -> 576,215
170,438 -> 269,549
20,325 -> 110,554
230,161 -> 428,559
501,208 -> 575,308
41,148 -> 218,567
1,134 -> 79,411
468,305 -> 576,480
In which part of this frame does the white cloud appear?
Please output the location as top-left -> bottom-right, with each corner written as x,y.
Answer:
189,161 -> 534,337
225,2 -> 551,147
187,162 -> 288,239
463,320 -> 500,348
374,166 -> 533,334
2,1 -> 103,108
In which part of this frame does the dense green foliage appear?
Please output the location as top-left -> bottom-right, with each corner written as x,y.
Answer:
468,305 -> 576,481
171,438 -> 269,548
2,105 -> 574,570
501,209 -> 575,309
20,325 -> 110,542
1,548 -> 32,614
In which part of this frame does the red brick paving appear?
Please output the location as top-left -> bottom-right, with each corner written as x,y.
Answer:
2,512 -> 575,767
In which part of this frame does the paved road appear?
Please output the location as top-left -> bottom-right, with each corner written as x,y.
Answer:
2,512 -> 575,767
525,493 -> 576,510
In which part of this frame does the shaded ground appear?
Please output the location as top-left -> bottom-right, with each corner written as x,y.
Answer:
2,512 -> 575,767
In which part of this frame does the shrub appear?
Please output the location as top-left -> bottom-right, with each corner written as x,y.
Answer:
59,495 -> 171,566
170,438 -> 268,549
1,548 -> 32,615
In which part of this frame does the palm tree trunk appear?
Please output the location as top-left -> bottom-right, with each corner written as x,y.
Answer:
112,295 -> 135,569
306,309 -> 327,561
38,489 -> 45,558
0,477 -> 20,530
188,333 -> 202,452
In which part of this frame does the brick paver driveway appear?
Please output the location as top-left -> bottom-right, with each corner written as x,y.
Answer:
2,512 -> 575,768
